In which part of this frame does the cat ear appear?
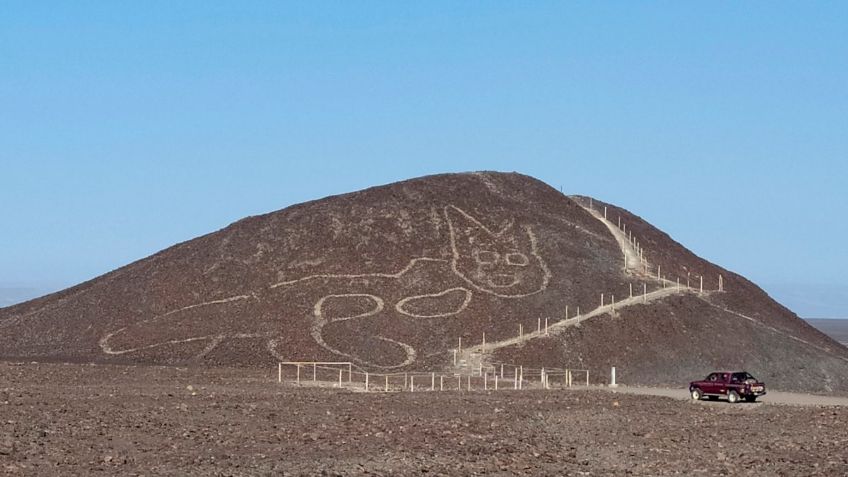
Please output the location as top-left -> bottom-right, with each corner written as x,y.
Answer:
445,205 -> 513,243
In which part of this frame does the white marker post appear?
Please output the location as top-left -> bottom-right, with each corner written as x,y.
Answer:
629,283 -> 633,298
601,293 -> 604,307
544,317 -> 549,335
700,276 -> 704,294
385,375 -> 389,392
643,283 -> 647,303
610,367 -> 618,388
365,372 -> 369,392
431,372 -> 435,391
537,318 -> 541,333
278,363 -> 282,383
410,375 -> 414,392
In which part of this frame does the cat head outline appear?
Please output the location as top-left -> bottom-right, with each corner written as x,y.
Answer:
444,205 -> 551,297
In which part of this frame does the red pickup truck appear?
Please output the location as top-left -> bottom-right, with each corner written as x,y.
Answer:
689,371 -> 766,403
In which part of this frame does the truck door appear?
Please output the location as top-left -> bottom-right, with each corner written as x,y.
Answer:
715,373 -> 730,395
704,373 -> 720,394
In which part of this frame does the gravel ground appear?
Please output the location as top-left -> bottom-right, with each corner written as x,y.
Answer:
2,362 -> 847,476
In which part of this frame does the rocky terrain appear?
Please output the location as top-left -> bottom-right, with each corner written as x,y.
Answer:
1,172 -> 846,391
1,362 -> 846,476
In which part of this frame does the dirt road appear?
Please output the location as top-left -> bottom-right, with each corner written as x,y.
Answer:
599,385 -> 848,407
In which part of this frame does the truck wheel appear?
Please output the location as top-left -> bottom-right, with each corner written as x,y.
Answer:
727,390 -> 740,404
745,396 -> 757,403
690,388 -> 703,400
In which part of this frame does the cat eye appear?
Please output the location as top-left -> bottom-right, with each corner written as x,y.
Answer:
505,252 -> 529,266
474,250 -> 499,264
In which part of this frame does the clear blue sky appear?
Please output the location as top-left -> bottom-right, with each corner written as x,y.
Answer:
1,2 -> 846,317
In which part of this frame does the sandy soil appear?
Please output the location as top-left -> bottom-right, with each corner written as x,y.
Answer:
2,362 -> 847,476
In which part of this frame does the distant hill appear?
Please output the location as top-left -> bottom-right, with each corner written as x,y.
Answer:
2,172 -> 847,392
806,319 -> 848,346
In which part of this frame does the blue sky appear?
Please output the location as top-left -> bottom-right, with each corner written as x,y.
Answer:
1,2 -> 846,317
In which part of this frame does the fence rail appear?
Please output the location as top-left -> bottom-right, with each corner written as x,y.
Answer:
277,361 -> 590,393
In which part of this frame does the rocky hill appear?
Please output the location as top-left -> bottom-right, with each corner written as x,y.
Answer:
1,172 -> 846,391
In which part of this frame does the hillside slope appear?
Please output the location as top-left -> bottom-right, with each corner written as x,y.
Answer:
1,172 -> 845,391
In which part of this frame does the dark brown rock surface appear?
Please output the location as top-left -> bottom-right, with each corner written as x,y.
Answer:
1,172 -> 846,391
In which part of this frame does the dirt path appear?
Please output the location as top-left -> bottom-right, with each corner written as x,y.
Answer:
580,202 -> 643,272
597,385 -> 848,407
455,201 -> 692,370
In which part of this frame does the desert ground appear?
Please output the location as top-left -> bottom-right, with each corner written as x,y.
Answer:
2,362 -> 847,476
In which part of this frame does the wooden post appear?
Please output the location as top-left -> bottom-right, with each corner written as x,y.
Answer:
601,293 -> 604,307
338,369 -> 343,388
604,206 -> 607,219
495,374 -> 499,390
657,265 -> 661,280
440,375 -> 444,391
719,274 -> 724,291
365,372 -> 369,392
541,367 -> 545,388
700,276 -> 704,294
431,372 -> 435,391
349,363 -> 353,383
458,337 -> 462,354
278,363 -> 282,383
514,369 -> 518,389
577,306 -> 580,316
500,364 -> 504,379
467,375 -> 471,392
618,216 -> 621,228
565,305 -> 568,319
484,372 -> 488,390
544,317 -> 549,335
385,375 -> 389,392
313,363 -> 317,382
629,283 -> 633,298
410,375 -> 414,392
611,295 -> 615,311
643,283 -> 647,303
537,317 -> 541,333
453,349 -> 457,366
586,371 -> 590,387
610,367 -> 618,388
457,374 -> 461,390
687,272 -> 690,288
296,364 -> 301,384
519,323 -> 523,338
404,373 -> 408,390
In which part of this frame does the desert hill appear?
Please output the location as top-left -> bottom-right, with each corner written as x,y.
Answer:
1,172 -> 846,391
